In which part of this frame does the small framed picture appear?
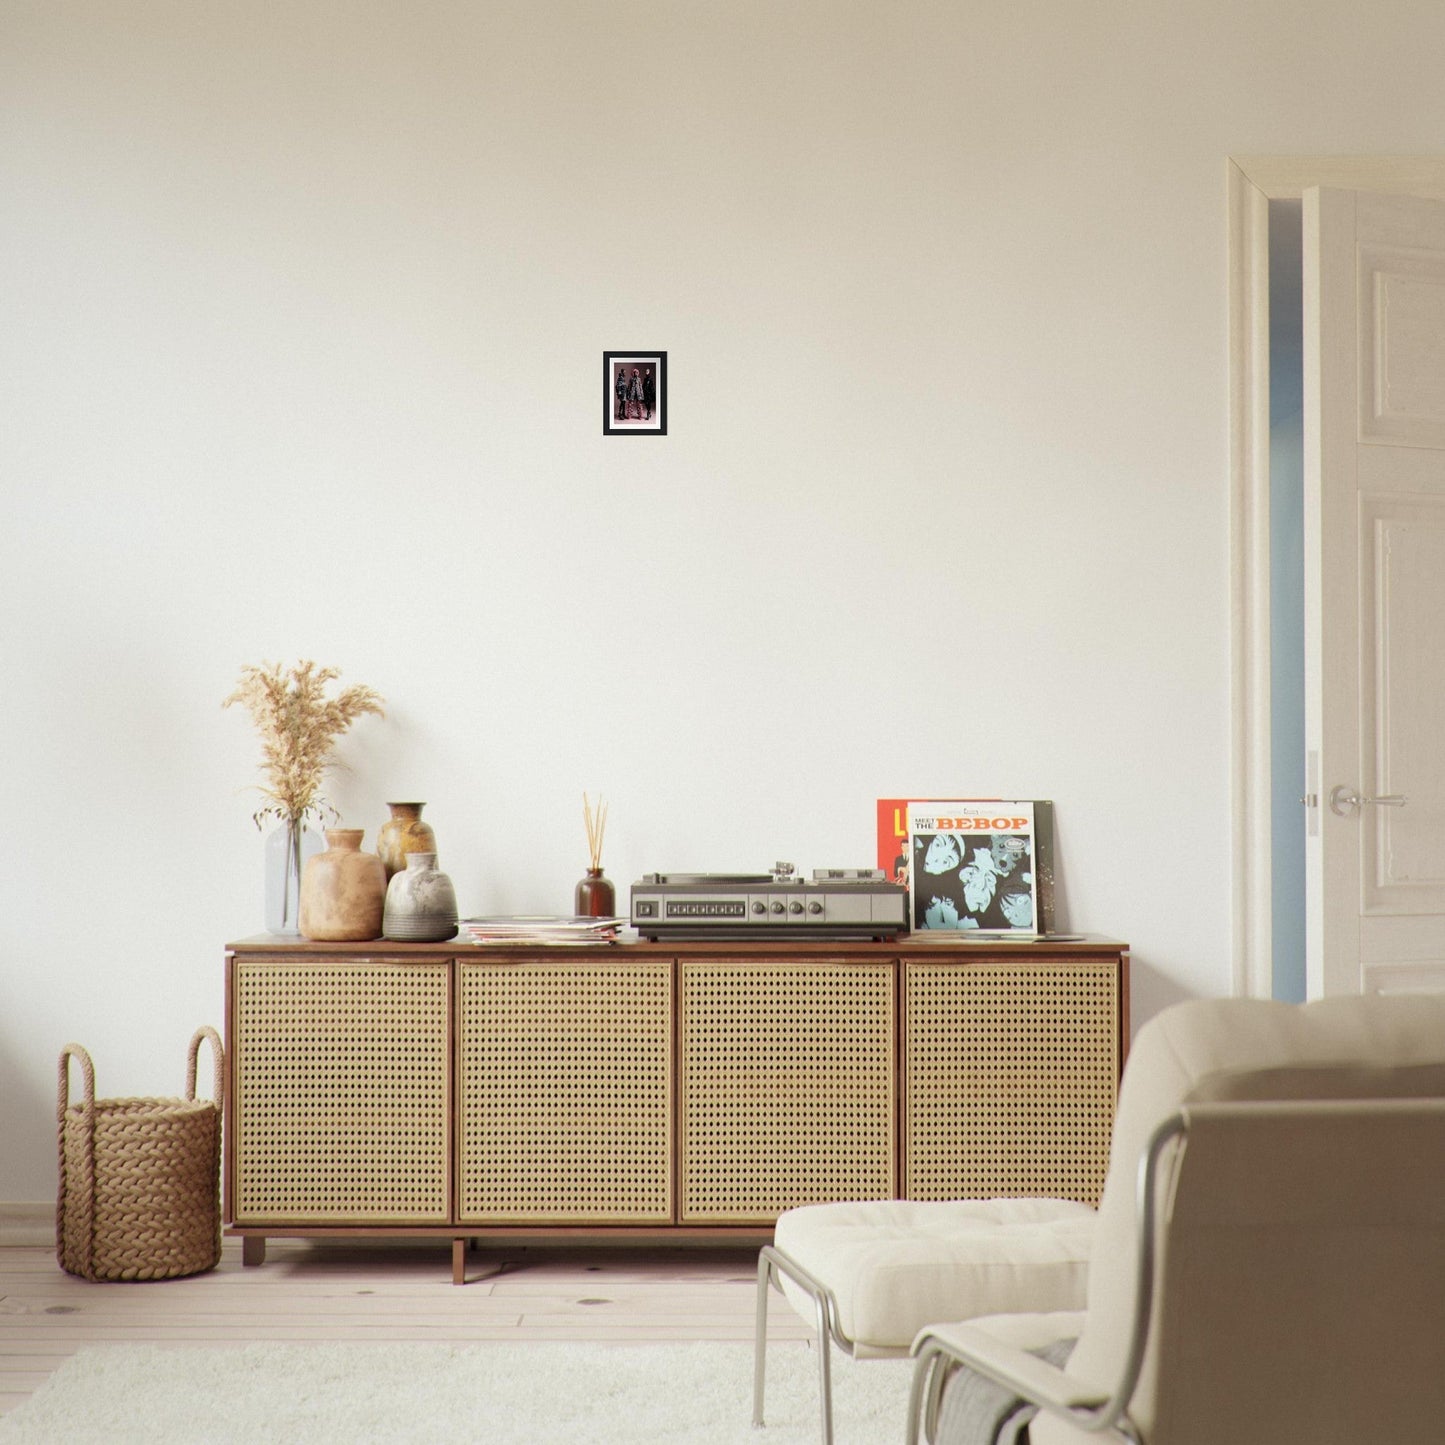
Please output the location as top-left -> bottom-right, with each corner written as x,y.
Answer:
604,351 -> 667,435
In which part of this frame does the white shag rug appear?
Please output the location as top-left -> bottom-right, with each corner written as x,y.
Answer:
0,1340 -> 915,1444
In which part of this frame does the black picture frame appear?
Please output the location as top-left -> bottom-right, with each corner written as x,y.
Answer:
604,351 -> 667,435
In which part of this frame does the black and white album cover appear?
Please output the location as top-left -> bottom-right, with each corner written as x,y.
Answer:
907,800 -> 1038,933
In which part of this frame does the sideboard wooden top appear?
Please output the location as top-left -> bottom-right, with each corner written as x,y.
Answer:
227,933 -> 1128,959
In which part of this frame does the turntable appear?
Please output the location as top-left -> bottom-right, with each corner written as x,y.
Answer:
630,863 -> 907,941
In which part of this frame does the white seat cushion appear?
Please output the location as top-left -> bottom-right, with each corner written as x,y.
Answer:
772,1198 -> 1096,1355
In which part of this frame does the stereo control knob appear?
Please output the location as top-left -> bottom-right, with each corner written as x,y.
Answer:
751,901 -> 766,915
789,901 -> 804,915
808,901 -> 824,915
770,901 -> 785,915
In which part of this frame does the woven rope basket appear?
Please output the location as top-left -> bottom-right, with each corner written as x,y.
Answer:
57,1026 -> 224,1282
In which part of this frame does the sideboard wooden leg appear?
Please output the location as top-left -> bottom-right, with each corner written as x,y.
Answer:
241,1235 -> 266,1268
452,1237 -> 466,1285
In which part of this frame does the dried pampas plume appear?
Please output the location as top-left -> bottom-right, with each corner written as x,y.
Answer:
223,660 -> 385,828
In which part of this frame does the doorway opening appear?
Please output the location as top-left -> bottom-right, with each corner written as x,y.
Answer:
1229,157 -> 1445,1000
1268,200 -> 1306,1003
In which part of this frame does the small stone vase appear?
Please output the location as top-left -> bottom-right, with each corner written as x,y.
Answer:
383,852 -> 459,942
376,802 -> 438,880
299,829 -> 386,941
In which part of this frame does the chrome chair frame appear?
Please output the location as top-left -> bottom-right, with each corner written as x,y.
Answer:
753,1242 -> 881,1445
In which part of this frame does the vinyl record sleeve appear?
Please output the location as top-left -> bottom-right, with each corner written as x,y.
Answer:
878,798 -> 1056,934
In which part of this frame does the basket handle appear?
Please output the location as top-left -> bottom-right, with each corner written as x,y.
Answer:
186,1026 -> 224,1108
56,1043 -> 98,1276
57,1042 -> 96,1124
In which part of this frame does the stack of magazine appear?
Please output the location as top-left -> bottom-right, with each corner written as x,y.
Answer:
458,915 -> 627,946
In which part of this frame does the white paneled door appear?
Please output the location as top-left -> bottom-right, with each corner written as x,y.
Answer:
1305,187 -> 1445,996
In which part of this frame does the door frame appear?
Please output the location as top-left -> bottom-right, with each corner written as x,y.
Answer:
1227,156 -> 1445,999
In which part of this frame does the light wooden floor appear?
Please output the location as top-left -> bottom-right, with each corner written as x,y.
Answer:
0,1239 -> 810,1416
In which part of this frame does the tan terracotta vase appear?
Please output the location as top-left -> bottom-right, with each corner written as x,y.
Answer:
299,829 -> 386,941
376,802 -> 438,880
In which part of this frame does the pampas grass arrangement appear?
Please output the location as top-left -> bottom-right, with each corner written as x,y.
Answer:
223,660 -> 385,829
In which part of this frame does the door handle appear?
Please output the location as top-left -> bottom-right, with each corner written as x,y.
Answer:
1329,785 -> 1408,816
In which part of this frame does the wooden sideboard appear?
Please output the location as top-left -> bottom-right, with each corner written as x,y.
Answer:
224,935 -> 1128,1282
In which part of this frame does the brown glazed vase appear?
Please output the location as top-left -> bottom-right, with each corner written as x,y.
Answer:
376,802 -> 438,880
574,867 -> 616,918
299,829 -> 386,941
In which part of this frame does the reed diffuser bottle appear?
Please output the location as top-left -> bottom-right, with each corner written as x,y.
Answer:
575,792 -> 616,917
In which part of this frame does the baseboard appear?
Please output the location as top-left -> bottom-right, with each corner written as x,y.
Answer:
0,1201 -> 54,1247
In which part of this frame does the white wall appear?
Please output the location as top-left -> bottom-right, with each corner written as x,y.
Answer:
4,0 -> 1445,1201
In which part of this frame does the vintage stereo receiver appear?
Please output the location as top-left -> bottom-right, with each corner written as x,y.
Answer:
630,864 -> 907,941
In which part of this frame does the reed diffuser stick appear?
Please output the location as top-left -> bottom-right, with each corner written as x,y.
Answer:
583,792 -> 608,870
